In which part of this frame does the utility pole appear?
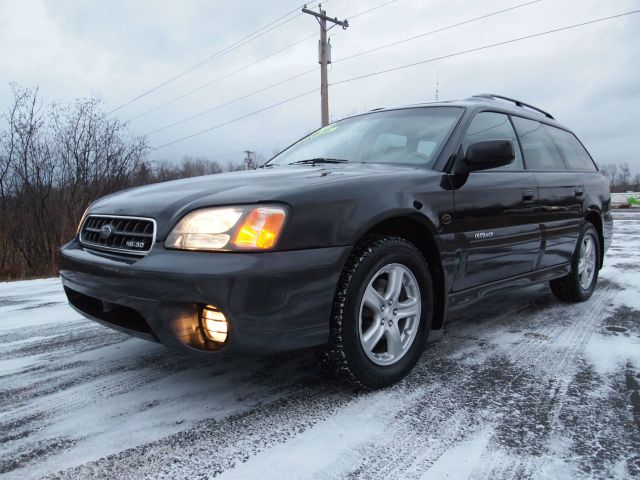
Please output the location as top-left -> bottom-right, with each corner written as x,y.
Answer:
302,4 -> 348,126
244,150 -> 255,170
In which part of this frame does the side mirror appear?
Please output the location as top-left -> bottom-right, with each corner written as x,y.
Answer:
463,140 -> 515,172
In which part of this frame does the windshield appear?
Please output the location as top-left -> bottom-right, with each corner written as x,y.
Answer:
267,107 -> 463,167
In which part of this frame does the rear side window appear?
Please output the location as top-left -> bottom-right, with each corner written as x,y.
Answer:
511,116 -> 566,171
463,112 -> 523,170
545,126 -> 596,171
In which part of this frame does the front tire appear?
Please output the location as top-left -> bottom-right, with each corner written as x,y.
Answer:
550,222 -> 600,302
314,236 -> 433,389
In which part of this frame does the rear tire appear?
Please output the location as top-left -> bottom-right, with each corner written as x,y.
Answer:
314,235 -> 433,389
550,222 -> 600,302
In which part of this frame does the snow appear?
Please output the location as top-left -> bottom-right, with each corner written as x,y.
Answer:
584,332 -> 640,376
216,389 -> 402,480
1,211 -> 639,479
614,289 -> 640,311
420,427 -> 494,480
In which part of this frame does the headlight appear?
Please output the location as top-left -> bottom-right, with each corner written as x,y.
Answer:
165,205 -> 287,251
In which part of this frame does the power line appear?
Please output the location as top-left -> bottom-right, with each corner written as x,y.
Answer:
347,0 -> 402,20
144,67 -> 317,135
334,0 -> 542,65
153,87 -> 320,150
152,9 -> 639,151
131,0 -> 402,123
108,1 -> 324,115
128,33 -> 316,122
129,33 -> 317,123
331,9 -> 640,87
142,0 -> 540,133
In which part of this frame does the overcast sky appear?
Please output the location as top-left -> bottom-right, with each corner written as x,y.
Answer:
1,0 -> 639,170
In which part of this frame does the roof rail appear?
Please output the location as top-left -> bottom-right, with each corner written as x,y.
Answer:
472,94 -> 554,120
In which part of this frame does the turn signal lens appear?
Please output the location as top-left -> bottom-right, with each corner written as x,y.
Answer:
232,207 -> 286,249
201,306 -> 228,344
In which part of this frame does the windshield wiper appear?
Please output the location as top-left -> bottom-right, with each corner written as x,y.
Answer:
288,158 -> 348,165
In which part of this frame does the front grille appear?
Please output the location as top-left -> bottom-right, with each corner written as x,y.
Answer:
80,215 -> 156,256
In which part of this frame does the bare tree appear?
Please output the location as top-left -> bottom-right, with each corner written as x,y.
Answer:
224,159 -> 245,172
0,83 -> 257,280
600,163 -> 618,191
618,163 -> 632,192
0,84 -> 59,275
180,156 -> 223,176
0,84 -> 149,279
51,95 -> 149,239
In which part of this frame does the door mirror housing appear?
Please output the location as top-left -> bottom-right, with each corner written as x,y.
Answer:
463,140 -> 515,172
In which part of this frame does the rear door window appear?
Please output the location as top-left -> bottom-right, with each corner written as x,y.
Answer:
545,126 -> 597,171
511,116 -> 566,171
462,112 -> 523,170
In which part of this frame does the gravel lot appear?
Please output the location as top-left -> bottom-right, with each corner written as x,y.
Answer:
1,212 -> 639,479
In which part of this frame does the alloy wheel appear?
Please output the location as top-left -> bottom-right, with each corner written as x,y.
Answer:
358,263 -> 421,366
578,234 -> 597,290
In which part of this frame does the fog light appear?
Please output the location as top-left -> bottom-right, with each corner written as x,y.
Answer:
201,305 -> 228,344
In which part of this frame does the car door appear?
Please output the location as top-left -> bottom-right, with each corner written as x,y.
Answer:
511,117 -> 583,268
450,111 -> 540,291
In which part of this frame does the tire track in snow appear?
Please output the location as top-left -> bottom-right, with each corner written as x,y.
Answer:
340,280 -> 620,479
5,280 -> 624,480
44,384 -> 360,479
2,213 -> 639,479
1,344 -> 328,478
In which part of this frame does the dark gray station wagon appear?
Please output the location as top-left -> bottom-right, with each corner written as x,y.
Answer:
60,94 -> 612,388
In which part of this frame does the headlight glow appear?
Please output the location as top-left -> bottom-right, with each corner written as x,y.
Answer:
165,205 -> 287,251
201,306 -> 228,344
165,207 -> 244,250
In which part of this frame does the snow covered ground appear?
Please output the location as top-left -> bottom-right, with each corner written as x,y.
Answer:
1,212 -> 639,479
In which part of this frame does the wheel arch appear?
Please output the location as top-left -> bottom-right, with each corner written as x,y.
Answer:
353,214 -> 446,330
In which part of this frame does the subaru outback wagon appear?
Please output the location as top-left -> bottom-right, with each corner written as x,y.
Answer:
60,94 -> 612,388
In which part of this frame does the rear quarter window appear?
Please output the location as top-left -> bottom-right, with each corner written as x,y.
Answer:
545,126 -> 597,171
511,116 -> 566,171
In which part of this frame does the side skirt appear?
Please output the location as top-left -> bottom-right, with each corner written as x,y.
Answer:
446,263 -> 570,310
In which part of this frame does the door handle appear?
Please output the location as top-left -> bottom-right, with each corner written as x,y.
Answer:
522,189 -> 535,202
575,188 -> 584,197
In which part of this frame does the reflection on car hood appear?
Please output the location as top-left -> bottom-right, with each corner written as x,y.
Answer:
88,163 -> 424,235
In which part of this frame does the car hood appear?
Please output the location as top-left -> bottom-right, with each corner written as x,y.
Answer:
89,163 -> 423,236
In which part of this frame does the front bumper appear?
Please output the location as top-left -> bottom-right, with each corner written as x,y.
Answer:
59,239 -> 351,354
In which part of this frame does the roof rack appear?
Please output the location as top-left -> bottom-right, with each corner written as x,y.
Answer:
472,94 -> 554,120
